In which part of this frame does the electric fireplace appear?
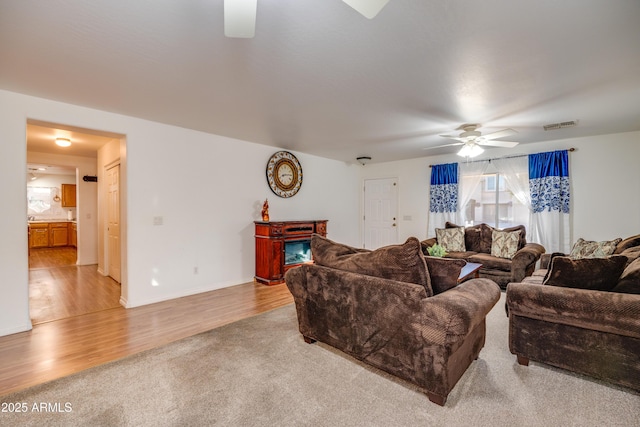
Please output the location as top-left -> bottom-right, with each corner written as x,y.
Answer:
254,220 -> 328,285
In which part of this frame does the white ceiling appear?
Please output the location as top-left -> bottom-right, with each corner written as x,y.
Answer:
3,0 -> 640,164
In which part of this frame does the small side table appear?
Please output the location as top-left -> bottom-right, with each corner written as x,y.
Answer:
458,262 -> 482,283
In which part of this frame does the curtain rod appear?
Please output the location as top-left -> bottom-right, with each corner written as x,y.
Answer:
428,147 -> 575,167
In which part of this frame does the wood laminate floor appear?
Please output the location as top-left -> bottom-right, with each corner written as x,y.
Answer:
2,247 -> 294,397
29,247 -> 121,325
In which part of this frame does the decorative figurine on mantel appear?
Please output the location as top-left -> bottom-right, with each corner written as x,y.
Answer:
261,199 -> 270,222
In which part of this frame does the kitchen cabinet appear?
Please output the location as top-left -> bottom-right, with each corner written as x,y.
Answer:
50,222 -> 69,246
28,222 -> 75,248
61,184 -> 76,207
29,223 -> 49,248
69,222 -> 77,247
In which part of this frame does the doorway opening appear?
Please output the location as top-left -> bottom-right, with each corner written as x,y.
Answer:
26,119 -> 126,324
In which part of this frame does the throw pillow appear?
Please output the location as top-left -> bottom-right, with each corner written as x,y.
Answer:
446,222 -> 492,253
311,235 -> 433,296
543,255 -> 628,291
499,224 -> 527,250
491,229 -> 521,259
424,257 -> 467,295
569,237 -> 622,259
610,257 -> 640,295
436,227 -> 466,252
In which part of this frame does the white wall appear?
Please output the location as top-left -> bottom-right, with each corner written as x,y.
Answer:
359,130 -> 640,245
0,89 -> 360,336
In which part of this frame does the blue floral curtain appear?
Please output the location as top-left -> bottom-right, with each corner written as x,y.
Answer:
428,163 -> 458,237
528,150 -> 571,252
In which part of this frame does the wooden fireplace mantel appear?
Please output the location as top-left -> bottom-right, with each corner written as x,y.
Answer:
254,220 -> 328,285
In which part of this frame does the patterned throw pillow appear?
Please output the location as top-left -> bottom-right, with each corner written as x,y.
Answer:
436,227 -> 466,252
569,238 -> 622,259
491,229 -> 521,259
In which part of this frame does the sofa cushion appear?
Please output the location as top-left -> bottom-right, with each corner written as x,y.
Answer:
569,237 -> 622,259
619,246 -> 640,266
446,222 -> 492,253
611,257 -> 640,294
543,255 -> 628,291
491,229 -> 521,259
311,235 -> 433,296
613,234 -> 640,254
446,251 -> 478,260
424,257 -> 466,295
436,227 -> 466,252
468,253 -> 512,271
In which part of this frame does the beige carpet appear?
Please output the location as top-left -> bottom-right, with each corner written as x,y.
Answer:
1,293 -> 638,426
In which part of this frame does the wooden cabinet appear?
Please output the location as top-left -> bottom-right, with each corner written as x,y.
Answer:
254,220 -> 328,285
29,223 -> 49,248
69,222 -> 77,247
29,222 -> 75,248
50,222 -> 69,246
61,184 -> 76,207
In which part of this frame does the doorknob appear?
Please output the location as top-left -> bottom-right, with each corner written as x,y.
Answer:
392,223 -> 396,227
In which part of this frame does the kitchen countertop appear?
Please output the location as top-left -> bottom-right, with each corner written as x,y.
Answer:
28,219 -> 76,224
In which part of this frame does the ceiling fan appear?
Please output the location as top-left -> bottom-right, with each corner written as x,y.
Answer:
224,0 -> 390,38
425,124 -> 519,158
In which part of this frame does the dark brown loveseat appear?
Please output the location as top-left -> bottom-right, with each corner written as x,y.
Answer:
506,234 -> 640,392
285,235 -> 501,406
421,222 -> 545,289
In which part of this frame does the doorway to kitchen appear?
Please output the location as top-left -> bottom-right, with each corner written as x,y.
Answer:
26,120 -> 126,325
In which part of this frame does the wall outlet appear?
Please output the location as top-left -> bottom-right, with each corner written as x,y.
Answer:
153,216 -> 163,226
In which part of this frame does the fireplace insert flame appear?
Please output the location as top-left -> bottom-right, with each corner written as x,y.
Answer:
284,240 -> 311,265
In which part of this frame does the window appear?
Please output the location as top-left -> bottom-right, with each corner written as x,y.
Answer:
27,187 -> 54,214
484,175 -> 505,192
463,173 -> 529,229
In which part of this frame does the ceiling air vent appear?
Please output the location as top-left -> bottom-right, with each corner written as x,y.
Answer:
543,120 -> 578,131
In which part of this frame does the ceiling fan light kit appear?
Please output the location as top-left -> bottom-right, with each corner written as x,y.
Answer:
426,123 -> 520,157
224,0 -> 389,38
224,0 -> 257,38
342,0 -> 391,19
457,143 -> 484,158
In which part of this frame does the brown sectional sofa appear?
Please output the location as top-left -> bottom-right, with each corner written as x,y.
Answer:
285,235 -> 501,406
506,234 -> 640,392
421,222 -> 545,289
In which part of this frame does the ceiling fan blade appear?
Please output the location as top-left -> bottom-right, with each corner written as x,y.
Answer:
439,135 -> 466,142
342,0 -> 390,19
423,142 -> 464,150
481,128 -> 517,140
477,140 -> 520,148
224,0 -> 257,38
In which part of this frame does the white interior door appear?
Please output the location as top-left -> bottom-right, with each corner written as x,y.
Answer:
107,164 -> 121,283
364,178 -> 398,249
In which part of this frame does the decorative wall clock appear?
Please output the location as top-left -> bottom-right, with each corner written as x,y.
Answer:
266,151 -> 303,198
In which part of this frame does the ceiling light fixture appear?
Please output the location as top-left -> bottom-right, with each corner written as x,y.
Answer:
342,0 -> 390,19
224,0 -> 257,38
55,137 -> 71,147
457,143 -> 484,158
356,156 -> 372,166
